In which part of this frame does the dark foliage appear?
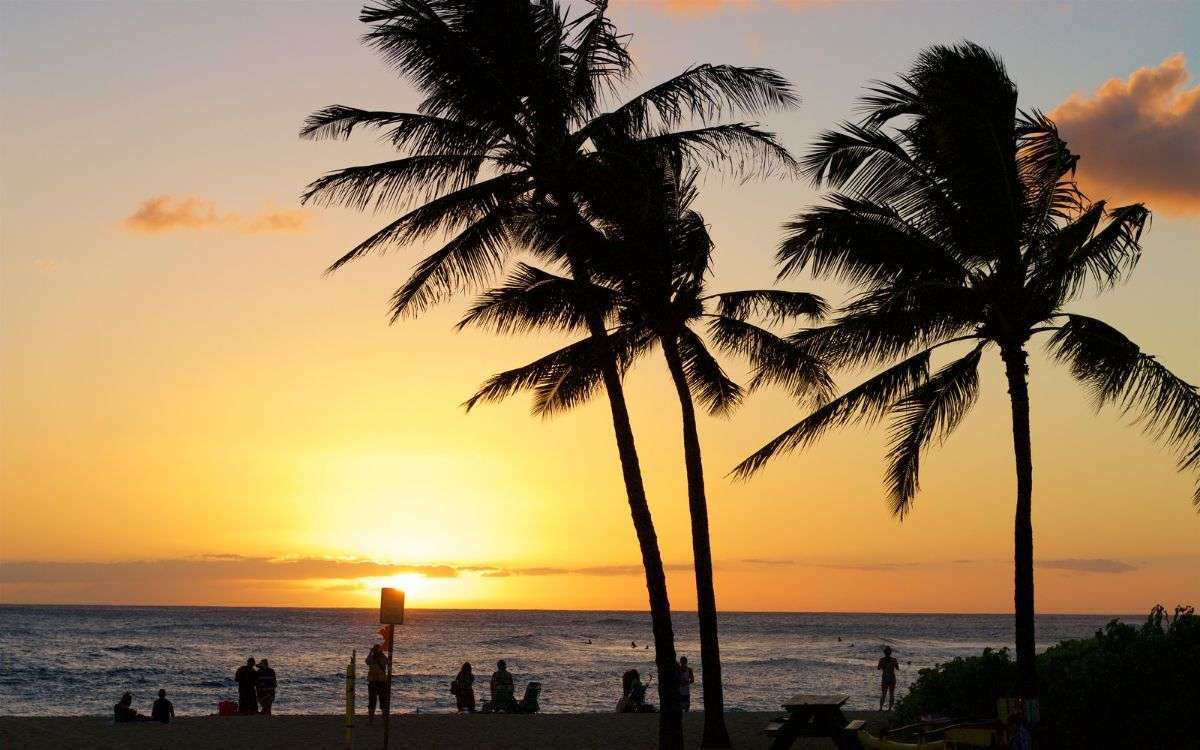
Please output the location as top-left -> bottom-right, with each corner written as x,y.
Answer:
894,605 -> 1200,749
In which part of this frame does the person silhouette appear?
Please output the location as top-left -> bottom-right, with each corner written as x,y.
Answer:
877,646 -> 900,711
235,657 -> 258,715
151,689 -> 174,723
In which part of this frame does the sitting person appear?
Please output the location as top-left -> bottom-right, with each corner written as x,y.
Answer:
485,660 -> 515,712
617,669 -> 655,713
150,689 -> 174,723
114,692 -> 148,723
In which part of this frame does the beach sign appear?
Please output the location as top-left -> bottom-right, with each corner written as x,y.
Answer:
380,587 -> 405,624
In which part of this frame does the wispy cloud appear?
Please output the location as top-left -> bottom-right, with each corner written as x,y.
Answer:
1040,558 -> 1137,574
0,556 -> 457,583
122,195 -> 311,235
1051,54 -> 1200,216
621,0 -> 837,16
0,555 -> 1143,585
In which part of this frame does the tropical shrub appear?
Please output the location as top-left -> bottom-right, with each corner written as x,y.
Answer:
894,605 -> 1199,749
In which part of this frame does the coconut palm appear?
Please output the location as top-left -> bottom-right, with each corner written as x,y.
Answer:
732,43 -> 1200,705
299,2 -> 797,743
460,151 -> 830,746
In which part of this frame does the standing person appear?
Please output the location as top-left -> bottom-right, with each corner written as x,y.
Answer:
235,657 -> 258,715
151,689 -> 174,723
489,660 -> 515,711
256,658 -> 277,715
877,646 -> 900,711
677,657 -> 695,712
365,643 -> 389,724
453,662 -> 476,713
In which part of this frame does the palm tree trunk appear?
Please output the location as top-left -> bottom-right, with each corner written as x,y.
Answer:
661,335 -> 731,748
1001,346 -> 1037,708
563,248 -> 683,750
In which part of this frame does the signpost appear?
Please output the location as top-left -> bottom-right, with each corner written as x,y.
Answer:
344,649 -> 356,748
379,588 -> 405,750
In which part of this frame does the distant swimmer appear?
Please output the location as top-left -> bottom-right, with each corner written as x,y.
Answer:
837,637 -> 842,642
586,639 -> 592,644
631,641 -> 637,649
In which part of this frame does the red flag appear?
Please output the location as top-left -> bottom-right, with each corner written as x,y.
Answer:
378,625 -> 393,651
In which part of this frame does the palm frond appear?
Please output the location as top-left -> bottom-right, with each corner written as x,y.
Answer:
676,328 -> 743,417
1047,315 -> 1200,504
300,106 -> 495,155
884,343 -> 985,518
778,194 -> 967,285
323,172 -> 530,274
731,348 -> 934,479
457,262 -> 614,335
630,122 -> 800,182
464,326 -> 651,417
387,201 -> 518,319
301,154 -> 488,213
713,290 -> 828,325
596,64 -> 797,139
1040,203 -> 1150,302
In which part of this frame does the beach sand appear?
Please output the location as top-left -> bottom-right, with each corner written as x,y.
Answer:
0,711 -> 880,749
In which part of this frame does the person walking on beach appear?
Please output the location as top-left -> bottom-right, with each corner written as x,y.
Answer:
878,645 -> 900,711
365,644 -> 389,724
453,662 -> 476,713
235,657 -> 258,715
256,658 -> 277,715
489,659 -> 515,711
677,656 -> 695,712
151,689 -> 174,723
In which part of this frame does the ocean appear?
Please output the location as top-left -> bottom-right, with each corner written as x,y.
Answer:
0,606 -> 1127,717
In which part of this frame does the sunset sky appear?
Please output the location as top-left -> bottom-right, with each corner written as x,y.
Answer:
1,0 -> 1197,613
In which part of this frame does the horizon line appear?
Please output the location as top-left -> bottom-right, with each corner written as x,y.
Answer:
0,602 -> 1146,617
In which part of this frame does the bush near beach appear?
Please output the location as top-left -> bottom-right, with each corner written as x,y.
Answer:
893,605 -> 1198,748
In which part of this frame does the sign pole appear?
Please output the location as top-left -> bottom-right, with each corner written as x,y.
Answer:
379,587 -> 404,750
344,649 -> 356,748
383,624 -> 394,750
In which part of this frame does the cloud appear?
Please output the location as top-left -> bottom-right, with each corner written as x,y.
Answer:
1040,558 -> 1137,574
1050,54 -> 1200,215
122,195 -> 311,235
0,556 -> 459,583
620,0 -> 836,15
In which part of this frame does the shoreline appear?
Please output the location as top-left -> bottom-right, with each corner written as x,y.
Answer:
0,711 -> 881,749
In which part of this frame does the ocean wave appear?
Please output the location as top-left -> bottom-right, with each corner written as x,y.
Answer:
104,644 -> 177,654
475,633 -> 543,647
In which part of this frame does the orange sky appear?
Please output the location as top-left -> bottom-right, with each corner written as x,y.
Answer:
1,1 -> 1197,613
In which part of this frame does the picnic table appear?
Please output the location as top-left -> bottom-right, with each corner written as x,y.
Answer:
763,694 -> 864,750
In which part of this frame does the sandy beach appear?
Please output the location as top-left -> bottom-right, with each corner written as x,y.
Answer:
0,711 -> 881,749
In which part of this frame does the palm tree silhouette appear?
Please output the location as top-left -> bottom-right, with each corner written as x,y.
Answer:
733,43 -> 1200,706
300,3 -> 796,744
461,150 -> 828,746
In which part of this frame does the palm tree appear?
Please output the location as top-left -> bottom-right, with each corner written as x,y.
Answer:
733,43 -> 1200,707
460,151 -> 830,746
300,2 -> 796,744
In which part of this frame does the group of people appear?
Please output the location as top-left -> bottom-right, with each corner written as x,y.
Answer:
234,657 -> 278,715
113,690 -> 174,723
451,659 -> 520,713
617,656 -> 694,714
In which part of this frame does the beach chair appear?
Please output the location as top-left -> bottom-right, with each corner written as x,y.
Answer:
515,681 -> 541,714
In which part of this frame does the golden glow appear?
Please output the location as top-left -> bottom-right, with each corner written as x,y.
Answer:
1,1 -> 1198,613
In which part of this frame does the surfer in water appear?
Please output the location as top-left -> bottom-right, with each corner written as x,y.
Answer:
878,645 -> 900,710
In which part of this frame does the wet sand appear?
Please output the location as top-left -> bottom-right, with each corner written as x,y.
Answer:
0,711 -> 880,749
